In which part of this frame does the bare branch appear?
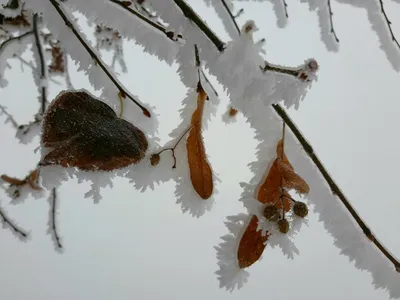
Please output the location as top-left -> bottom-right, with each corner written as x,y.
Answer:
378,0 -> 400,50
110,0 -> 183,41
327,0 -> 339,43
48,0 -> 151,117
220,0 -> 240,35
282,0 -> 288,18
13,54 -> 61,84
0,199 -> 29,239
0,30 -> 33,56
63,52 -> 74,89
47,188 -> 62,251
0,104 -> 18,129
33,13 -> 48,114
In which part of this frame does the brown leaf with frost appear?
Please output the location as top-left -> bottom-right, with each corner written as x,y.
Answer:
186,88 -> 213,199
40,90 -> 148,171
237,215 -> 268,268
257,139 -> 309,204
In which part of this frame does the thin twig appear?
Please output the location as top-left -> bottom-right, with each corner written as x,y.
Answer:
109,0 -> 182,41
63,53 -> 74,89
13,54 -> 61,84
220,0 -> 240,35
33,14 -> 48,114
272,103 -> 400,272
378,0 -> 400,50
176,0 -> 300,77
155,124 -> 193,169
48,0 -> 151,117
0,200 -> 28,239
0,104 -> 18,129
0,30 -> 33,55
175,0 -> 400,272
327,0 -> 339,43
282,0 -> 288,18
112,0 -> 220,97
48,187 -> 62,249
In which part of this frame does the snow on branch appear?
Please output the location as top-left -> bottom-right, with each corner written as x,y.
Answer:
63,0 -> 180,64
147,0 -> 316,113
46,0 -> 151,117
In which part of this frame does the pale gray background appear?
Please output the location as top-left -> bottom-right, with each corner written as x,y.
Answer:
1,1 -> 400,300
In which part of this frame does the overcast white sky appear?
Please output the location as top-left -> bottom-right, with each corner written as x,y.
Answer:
1,1 -> 400,300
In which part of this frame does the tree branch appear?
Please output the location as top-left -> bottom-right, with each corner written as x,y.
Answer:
220,0 -> 240,35
272,103 -> 400,272
282,0 -> 288,18
32,13 -> 48,114
174,0 -> 306,77
0,30 -> 33,56
48,187 -> 62,250
378,0 -> 400,50
0,199 -> 28,239
112,0 -> 218,97
110,0 -> 183,41
174,0 -> 226,52
327,0 -> 339,43
0,104 -> 18,129
176,0 -> 400,272
48,0 -> 151,117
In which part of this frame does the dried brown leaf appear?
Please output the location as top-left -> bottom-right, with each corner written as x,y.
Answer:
41,91 -> 148,171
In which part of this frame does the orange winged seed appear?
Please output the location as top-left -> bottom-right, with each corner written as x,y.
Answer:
0,175 -> 25,186
186,89 -> 213,199
237,215 -> 268,268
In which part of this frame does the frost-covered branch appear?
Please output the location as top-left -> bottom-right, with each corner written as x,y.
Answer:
174,0 -> 226,51
47,187 -> 62,251
272,103 -> 400,272
110,0 -> 183,41
379,0 -> 400,50
0,199 -> 28,240
220,0 -> 240,35
327,0 -> 339,43
32,13 -> 47,114
0,30 -> 33,86
48,0 -> 151,117
0,104 -> 18,128
112,1 -> 219,96
174,0 -> 311,78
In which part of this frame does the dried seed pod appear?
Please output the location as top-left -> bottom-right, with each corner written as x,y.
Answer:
277,219 -> 289,234
293,201 -> 308,218
263,204 -> 279,221
150,153 -> 160,166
